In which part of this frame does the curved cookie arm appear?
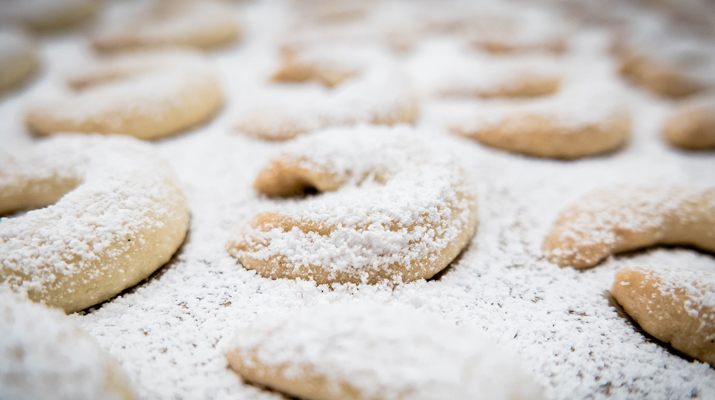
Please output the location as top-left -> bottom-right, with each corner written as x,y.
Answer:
612,267 -> 715,365
543,186 -> 715,269
662,96 -> 715,150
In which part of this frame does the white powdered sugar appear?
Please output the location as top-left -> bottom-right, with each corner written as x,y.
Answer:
229,301 -> 545,400
0,290 -> 130,400
0,0 -> 713,400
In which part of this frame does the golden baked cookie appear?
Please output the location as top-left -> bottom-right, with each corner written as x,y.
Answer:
544,185 -> 715,269
227,126 -> 478,284
614,23 -> 714,98
0,27 -> 39,93
25,50 -> 223,139
0,291 -> 137,400
612,266 -> 715,365
92,0 -> 240,52
0,135 -> 189,313
235,46 -> 417,141
469,6 -> 569,54
227,301 -> 546,400
0,0 -> 100,31
450,84 -> 630,159
662,95 -> 715,150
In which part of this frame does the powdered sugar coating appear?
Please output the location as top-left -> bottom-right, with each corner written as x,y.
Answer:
0,291 -> 135,400
228,301 -> 545,400
229,126 -> 478,284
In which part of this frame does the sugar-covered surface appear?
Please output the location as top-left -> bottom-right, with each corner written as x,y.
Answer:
0,0 -> 714,399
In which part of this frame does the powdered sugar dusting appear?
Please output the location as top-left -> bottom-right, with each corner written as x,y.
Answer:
0,0 -> 713,399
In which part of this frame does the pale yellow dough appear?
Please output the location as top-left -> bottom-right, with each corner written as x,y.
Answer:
25,50 -> 224,139
0,291 -> 137,400
0,135 -> 189,313
612,267 -> 715,365
92,0 -> 240,52
544,185 -> 715,269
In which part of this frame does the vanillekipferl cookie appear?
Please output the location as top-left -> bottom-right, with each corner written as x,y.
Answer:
614,21 -> 715,98
92,0 -> 240,52
227,301 -> 545,400
662,95 -> 715,150
450,81 -> 630,159
0,135 -> 189,313
435,55 -> 562,99
235,45 -> 417,141
0,27 -> 40,93
612,266 -> 715,366
0,291 -> 137,400
227,125 -> 478,285
544,185 -> 715,269
25,50 -> 224,140
0,0 -> 100,31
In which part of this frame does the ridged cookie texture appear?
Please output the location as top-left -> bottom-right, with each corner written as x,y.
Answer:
228,126 -> 478,285
0,135 -> 189,313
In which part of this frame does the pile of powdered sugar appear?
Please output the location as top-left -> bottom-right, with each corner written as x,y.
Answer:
0,0 -> 714,400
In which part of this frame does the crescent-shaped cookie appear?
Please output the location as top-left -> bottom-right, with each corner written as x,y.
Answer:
0,27 -> 39,93
92,0 -> 240,52
227,126 -> 478,284
450,85 -> 630,159
612,266 -> 715,365
235,46 -> 417,141
544,185 -> 715,269
0,135 -> 189,313
25,50 -> 223,139
227,301 -> 545,400
662,95 -> 715,150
